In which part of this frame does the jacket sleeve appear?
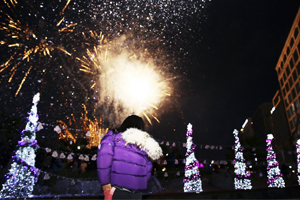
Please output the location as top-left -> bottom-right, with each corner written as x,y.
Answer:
97,131 -> 114,186
146,158 -> 153,181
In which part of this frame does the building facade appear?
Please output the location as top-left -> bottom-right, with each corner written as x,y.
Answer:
252,103 -> 273,141
270,90 -> 292,164
275,7 -> 300,145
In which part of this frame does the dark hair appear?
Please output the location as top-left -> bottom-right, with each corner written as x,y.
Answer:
117,115 -> 145,133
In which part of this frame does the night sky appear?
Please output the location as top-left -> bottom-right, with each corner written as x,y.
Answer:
1,1 -> 300,161
161,0 -> 300,150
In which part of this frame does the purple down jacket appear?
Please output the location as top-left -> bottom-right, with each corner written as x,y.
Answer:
97,128 -> 162,191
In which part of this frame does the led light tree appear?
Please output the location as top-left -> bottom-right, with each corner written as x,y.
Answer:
0,93 -> 40,198
233,129 -> 252,190
296,139 -> 300,185
183,123 -> 202,193
297,139 -> 300,185
266,134 -> 285,188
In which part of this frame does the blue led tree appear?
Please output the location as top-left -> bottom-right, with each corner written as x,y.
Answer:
0,93 -> 40,198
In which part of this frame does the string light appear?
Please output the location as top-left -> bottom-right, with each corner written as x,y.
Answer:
233,129 -> 252,190
0,93 -> 40,198
296,139 -> 300,185
183,123 -> 202,193
266,134 -> 285,188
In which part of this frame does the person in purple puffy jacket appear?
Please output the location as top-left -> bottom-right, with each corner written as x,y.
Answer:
97,115 -> 163,200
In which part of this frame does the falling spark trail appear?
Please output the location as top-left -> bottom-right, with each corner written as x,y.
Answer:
0,0 -> 76,95
15,65 -> 32,96
61,0 -> 71,14
152,115 -> 160,123
143,112 -> 152,125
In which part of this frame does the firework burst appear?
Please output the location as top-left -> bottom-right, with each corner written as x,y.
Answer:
0,0 -> 75,96
76,33 -> 176,125
76,30 -> 107,78
73,0 -> 209,125
0,0 -> 208,130
57,104 -> 107,149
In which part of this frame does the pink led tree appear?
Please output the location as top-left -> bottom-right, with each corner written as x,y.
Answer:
183,123 -> 202,193
0,93 -> 40,198
266,134 -> 285,188
233,129 -> 252,189
296,139 -> 300,185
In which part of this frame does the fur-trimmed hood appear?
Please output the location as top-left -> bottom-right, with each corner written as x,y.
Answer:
121,128 -> 163,160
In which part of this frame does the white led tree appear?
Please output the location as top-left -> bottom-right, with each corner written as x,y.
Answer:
183,123 -> 202,193
266,134 -> 285,188
0,93 -> 40,198
233,129 -> 252,190
297,139 -> 300,185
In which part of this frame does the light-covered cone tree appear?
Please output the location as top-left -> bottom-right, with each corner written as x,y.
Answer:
297,139 -> 300,185
0,93 -> 41,198
233,129 -> 252,190
266,134 -> 285,188
183,123 -> 202,193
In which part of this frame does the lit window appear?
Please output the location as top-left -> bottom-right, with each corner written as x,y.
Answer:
270,107 -> 276,114
242,119 -> 248,128
291,104 -> 296,115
